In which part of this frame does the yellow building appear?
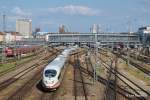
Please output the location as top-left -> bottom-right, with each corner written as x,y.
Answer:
0,32 -> 4,42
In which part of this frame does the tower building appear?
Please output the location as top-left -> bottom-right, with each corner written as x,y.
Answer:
16,19 -> 32,37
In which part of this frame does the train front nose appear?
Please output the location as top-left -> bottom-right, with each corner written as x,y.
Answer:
42,78 -> 60,89
42,69 -> 60,90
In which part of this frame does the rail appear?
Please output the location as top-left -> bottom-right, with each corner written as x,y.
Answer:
73,53 -> 88,100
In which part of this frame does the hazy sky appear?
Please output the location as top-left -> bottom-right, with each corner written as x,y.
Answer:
0,0 -> 150,32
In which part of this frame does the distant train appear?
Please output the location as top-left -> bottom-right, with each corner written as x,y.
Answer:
42,46 -> 77,90
5,45 -> 41,57
113,42 -> 124,51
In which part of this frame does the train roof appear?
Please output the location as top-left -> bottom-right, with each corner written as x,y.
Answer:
44,55 -> 67,71
44,46 -> 77,72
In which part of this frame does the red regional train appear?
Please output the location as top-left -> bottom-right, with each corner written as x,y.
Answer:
5,45 -> 41,57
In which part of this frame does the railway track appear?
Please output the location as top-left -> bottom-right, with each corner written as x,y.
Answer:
78,49 -> 149,100
5,51 -> 59,100
9,49 -> 64,100
0,50 -> 59,92
85,54 -> 94,76
123,50 -> 150,64
39,47 -> 75,100
104,59 -> 117,100
0,47 -> 59,77
0,48 -> 45,76
98,53 -> 149,100
0,63 -> 40,91
0,47 -> 44,64
40,93 -> 54,100
112,51 -> 150,76
80,52 -> 126,99
99,50 -> 149,77
7,69 -> 43,100
121,55 -> 150,76
80,62 -> 136,99
86,51 -> 120,100
73,53 -> 88,100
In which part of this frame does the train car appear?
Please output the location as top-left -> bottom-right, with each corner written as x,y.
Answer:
5,47 -> 13,57
113,43 -> 124,51
42,50 -> 69,90
42,47 -> 77,90
61,48 -> 71,57
5,45 -> 41,57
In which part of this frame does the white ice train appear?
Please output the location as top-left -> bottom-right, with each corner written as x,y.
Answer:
42,47 -> 77,90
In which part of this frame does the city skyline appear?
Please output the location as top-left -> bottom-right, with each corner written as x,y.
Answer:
0,0 -> 150,33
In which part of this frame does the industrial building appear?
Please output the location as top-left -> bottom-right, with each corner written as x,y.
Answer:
16,19 -> 32,38
138,26 -> 150,45
59,24 -> 65,33
91,24 -> 100,33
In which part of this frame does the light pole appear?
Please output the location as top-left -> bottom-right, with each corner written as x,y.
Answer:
2,14 -> 6,63
127,19 -> 131,67
93,33 -> 98,82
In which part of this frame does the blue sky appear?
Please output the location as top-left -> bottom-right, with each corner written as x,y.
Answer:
0,0 -> 150,32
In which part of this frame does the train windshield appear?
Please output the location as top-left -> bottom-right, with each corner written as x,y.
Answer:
45,70 -> 57,77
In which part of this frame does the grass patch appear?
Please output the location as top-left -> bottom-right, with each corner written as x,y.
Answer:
0,52 -> 39,74
120,62 -> 150,85
96,64 -> 105,75
16,56 -> 34,65
0,63 -> 16,73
